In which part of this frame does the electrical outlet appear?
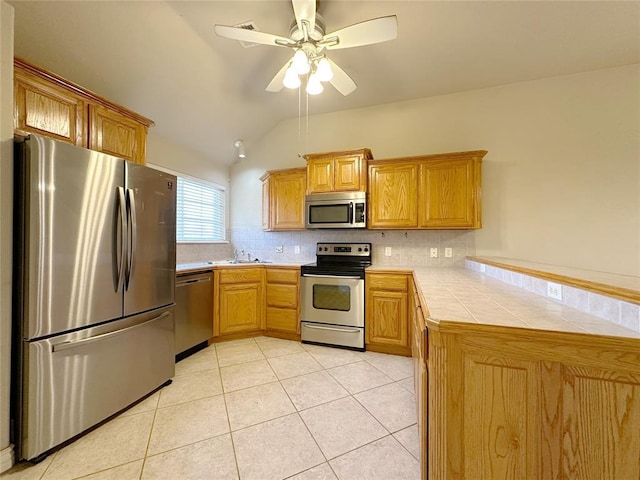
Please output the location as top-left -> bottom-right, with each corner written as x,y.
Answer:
275,245 -> 284,254
480,264 -> 486,273
547,282 -> 563,301
384,247 -> 392,257
444,248 -> 453,258
430,248 -> 438,258
294,245 -> 300,254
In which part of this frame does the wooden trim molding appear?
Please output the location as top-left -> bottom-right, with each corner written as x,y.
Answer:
467,256 -> 640,305
15,57 -> 154,127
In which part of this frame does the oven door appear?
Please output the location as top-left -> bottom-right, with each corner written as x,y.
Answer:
300,274 -> 364,327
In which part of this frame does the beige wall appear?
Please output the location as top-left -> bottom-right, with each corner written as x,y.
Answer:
231,65 -> 640,276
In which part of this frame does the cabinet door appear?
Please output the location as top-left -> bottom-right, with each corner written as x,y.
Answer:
560,366 -> 640,479
334,155 -> 362,191
218,282 -> 263,335
463,354 -> 541,479
368,162 -> 419,228
366,290 -> 408,348
89,104 -> 147,164
14,68 -> 87,146
262,176 -> 271,230
307,158 -> 334,193
419,158 -> 477,228
271,170 -> 306,230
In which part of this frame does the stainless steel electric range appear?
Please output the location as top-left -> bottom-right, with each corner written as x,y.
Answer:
300,242 -> 372,350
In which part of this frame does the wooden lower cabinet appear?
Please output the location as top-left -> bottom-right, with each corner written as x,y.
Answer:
427,322 -> 640,479
365,272 -> 411,356
214,268 -> 264,337
265,267 -> 301,339
410,278 -> 428,480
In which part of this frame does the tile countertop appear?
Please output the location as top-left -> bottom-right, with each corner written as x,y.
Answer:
367,265 -> 640,340
176,262 -> 304,275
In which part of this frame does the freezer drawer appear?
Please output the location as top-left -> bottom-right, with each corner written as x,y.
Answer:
18,307 -> 175,461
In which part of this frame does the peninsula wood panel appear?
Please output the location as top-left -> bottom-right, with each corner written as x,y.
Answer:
561,366 -> 640,479
14,68 -> 87,145
368,162 -> 419,228
463,355 -> 539,479
426,320 -> 640,480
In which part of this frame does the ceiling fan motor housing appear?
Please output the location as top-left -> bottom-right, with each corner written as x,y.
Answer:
289,14 -> 326,41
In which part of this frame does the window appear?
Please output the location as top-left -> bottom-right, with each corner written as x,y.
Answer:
176,176 -> 226,243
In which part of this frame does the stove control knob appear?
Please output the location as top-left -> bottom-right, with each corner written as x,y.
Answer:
364,247 -> 369,252
358,247 -> 363,252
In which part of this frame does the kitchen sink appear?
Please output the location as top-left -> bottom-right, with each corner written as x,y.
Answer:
208,259 -> 272,265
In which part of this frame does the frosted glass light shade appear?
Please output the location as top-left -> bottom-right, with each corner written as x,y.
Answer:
316,57 -> 333,82
292,50 -> 310,75
283,66 -> 301,89
306,74 -> 323,95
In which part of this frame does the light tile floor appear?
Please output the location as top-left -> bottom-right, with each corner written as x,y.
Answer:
3,337 -> 420,480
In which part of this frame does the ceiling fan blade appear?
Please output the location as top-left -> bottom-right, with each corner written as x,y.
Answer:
266,62 -> 290,92
327,59 -> 357,96
214,25 -> 294,47
323,15 -> 398,50
292,0 -> 316,34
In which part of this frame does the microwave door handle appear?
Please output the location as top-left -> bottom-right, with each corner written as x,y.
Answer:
349,202 -> 354,224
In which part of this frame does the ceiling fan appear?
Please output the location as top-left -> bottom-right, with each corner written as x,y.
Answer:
214,0 -> 398,96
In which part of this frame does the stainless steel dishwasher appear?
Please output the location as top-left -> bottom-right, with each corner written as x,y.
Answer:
175,272 -> 213,356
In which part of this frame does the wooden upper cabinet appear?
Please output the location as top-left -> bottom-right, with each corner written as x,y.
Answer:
368,161 -> 419,229
14,66 -> 87,146
304,148 -> 372,194
13,58 -> 154,164
89,105 -> 147,165
368,150 -> 486,230
260,168 -> 306,231
419,156 -> 482,228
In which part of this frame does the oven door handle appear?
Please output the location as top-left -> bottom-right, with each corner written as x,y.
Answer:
302,274 -> 362,280
304,324 -> 362,333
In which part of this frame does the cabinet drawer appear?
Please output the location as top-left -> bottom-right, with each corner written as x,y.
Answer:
218,268 -> 263,284
266,307 -> 298,333
266,284 -> 298,308
266,268 -> 299,285
366,273 -> 408,291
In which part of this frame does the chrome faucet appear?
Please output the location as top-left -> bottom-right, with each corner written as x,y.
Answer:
233,249 -> 244,262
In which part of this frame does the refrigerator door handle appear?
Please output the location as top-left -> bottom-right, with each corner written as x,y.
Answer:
115,187 -> 127,292
125,188 -> 137,290
52,311 -> 170,352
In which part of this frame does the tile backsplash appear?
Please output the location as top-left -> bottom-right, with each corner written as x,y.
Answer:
230,228 -> 476,266
465,259 -> 640,333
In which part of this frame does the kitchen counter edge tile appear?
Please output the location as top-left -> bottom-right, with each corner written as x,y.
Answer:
367,264 -> 640,340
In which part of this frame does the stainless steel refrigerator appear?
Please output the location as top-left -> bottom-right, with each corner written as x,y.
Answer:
12,134 -> 177,461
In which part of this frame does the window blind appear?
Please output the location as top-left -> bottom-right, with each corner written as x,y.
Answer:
176,176 -> 225,242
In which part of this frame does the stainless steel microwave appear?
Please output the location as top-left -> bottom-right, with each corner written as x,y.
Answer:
305,192 -> 366,229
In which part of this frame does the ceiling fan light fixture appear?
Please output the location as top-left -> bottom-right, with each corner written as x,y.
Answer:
306,74 -> 323,95
316,57 -> 333,82
283,65 -> 301,89
292,49 -> 310,75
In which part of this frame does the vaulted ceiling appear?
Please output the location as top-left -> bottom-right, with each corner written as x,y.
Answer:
9,1 -> 640,165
